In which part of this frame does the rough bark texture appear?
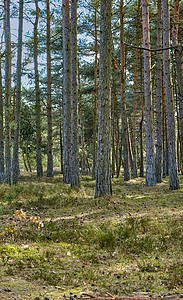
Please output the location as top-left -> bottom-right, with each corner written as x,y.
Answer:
46,0 -> 53,177
132,0 -> 141,178
162,0 -> 179,189
70,0 -> 80,187
95,0 -> 112,197
0,53 -> 4,183
92,9 -> 98,179
34,0 -> 43,178
172,0 -> 183,173
155,0 -> 163,183
4,0 -> 12,185
62,0 -> 71,183
12,0 -> 23,184
141,0 -> 155,186
120,0 -> 130,181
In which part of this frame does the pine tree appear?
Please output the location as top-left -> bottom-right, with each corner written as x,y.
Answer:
95,0 -> 112,197
12,0 -> 24,184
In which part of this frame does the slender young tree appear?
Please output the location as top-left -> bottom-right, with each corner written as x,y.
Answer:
4,0 -> 11,185
34,0 -> 43,177
62,0 -> 71,183
12,0 -> 23,184
155,0 -> 163,183
162,0 -> 179,189
0,52 -> 4,183
141,0 -> 155,186
95,0 -> 112,197
70,0 -> 80,187
46,0 -> 53,177
120,0 -> 130,181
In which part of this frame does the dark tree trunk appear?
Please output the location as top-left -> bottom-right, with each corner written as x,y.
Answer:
62,0 -> 71,183
95,0 -> 112,197
46,0 -> 53,177
12,0 -> 23,184
70,0 -> 80,187
162,0 -> 179,189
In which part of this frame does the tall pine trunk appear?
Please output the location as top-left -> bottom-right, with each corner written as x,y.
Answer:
62,0 -> 71,183
12,0 -> 23,184
155,0 -> 163,183
132,0 -> 141,178
34,0 -> 43,178
70,0 -> 80,187
95,0 -> 112,197
4,0 -> 12,185
162,0 -> 179,189
0,52 -> 4,183
120,0 -> 130,181
172,0 -> 183,172
141,0 -> 155,186
92,8 -> 98,179
46,0 -> 53,177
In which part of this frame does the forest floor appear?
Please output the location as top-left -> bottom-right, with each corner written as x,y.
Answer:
0,172 -> 183,299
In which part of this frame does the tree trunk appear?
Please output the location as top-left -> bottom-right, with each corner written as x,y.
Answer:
95,0 -> 112,197
92,8 -> 98,179
4,0 -> 12,185
34,0 -> 43,178
155,0 -> 163,183
172,0 -> 183,173
0,52 -> 4,183
70,0 -> 80,187
139,54 -> 144,177
132,0 -> 141,178
162,0 -> 179,189
120,0 -> 130,181
12,0 -> 23,184
46,0 -> 53,177
62,0 -> 71,183
141,0 -> 155,186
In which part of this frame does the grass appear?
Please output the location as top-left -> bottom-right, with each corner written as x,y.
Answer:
0,173 -> 183,299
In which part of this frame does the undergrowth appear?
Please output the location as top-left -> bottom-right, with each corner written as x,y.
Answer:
0,174 -> 183,299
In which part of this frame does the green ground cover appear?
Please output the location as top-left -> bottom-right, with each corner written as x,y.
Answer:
0,173 -> 183,299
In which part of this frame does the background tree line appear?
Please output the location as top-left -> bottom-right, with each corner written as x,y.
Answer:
0,0 -> 182,196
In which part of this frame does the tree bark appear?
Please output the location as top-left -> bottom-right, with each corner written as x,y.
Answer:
162,0 -> 179,189
141,0 -> 155,186
172,0 -> 183,173
12,0 -> 23,184
46,0 -> 53,177
62,0 -> 71,183
92,8 -> 98,179
139,54 -> 144,177
120,0 -> 130,181
95,0 -> 112,197
0,52 -> 4,183
70,0 -> 80,187
4,0 -> 12,185
34,0 -> 43,178
132,0 -> 141,178
155,0 -> 163,183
